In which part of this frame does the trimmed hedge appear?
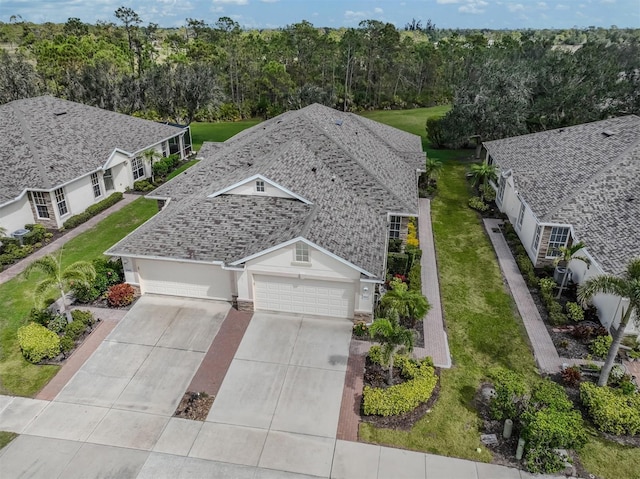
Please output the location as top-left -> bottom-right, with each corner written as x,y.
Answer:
363,349 -> 437,416
63,192 -> 123,229
17,322 -> 60,363
580,382 -> 640,435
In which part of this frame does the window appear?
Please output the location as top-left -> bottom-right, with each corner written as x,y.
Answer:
497,176 -> 506,204
91,173 -> 102,198
546,226 -> 570,257
132,157 -> 145,180
54,188 -> 68,216
389,216 -> 401,239
516,202 -> 525,230
103,168 -> 114,190
531,225 -> 541,253
256,180 -> 265,192
295,242 -> 309,263
32,191 -> 49,219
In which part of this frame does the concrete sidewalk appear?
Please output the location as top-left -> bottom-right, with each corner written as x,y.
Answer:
415,198 -> 452,368
0,193 -> 138,285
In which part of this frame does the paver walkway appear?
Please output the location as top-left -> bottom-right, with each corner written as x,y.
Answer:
484,219 -> 561,374
416,198 -> 451,368
0,193 -> 138,285
336,338 -> 369,441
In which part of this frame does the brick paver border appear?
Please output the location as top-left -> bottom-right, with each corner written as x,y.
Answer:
336,339 -> 369,441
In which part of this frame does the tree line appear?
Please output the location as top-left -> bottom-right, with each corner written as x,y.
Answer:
1,10 -> 638,145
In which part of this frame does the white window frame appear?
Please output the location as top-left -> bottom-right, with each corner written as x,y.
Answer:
132,157 -> 145,180
389,215 -> 402,239
497,176 -> 506,204
531,225 -> 541,253
295,242 -> 310,263
54,188 -> 68,217
32,191 -> 50,219
91,172 -> 102,199
546,226 -> 570,258
256,180 -> 265,192
516,202 -> 525,230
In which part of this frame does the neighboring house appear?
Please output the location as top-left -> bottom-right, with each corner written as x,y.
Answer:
483,115 -> 640,334
0,96 -> 191,233
107,103 -> 425,321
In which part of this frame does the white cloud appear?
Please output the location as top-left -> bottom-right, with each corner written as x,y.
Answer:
374,7 -> 383,14
508,3 -> 525,12
600,0 -> 615,3
537,1 -> 548,8
555,3 -> 570,9
212,0 -> 248,4
458,0 -> 489,14
210,6 -> 224,12
345,10 -> 367,19
260,0 -> 279,3
437,0 -> 461,4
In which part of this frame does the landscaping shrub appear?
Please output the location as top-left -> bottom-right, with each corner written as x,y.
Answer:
17,322 -> 61,363
529,380 -> 574,412
71,309 -> 95,327
580,382 -> 640,435
408,262 -> 421,292
353,320 -> 369,337
388,238 -> 402,253
573,323 -> 608,341
406,222 -> 419,248
387,253 -> 409,277
538,277 -> 555,297
590,335 -> 612,358
482,184 -> 496,202
406,248 -> 422,270
524,445 -> 567,475
488,367 -> 528,420
72,258 -> 122,303
133,179 -> 155,192
362,356 -> 438,416
65,319 -> 87,341
63,192 -> 123,229
516,254 -> 538,287
565,302 -> 585,322
60,335 -> 75,354
46,315 -> 67,334
29,307 -> 56,327
22,224 -> 47,245
561,366 -> 582,387
468,196 -> 488,212
106,283 -> 135,307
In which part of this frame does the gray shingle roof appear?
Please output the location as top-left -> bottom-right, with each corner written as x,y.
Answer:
109,103 -> 424,279
0,96 -> 185,205
484,116 -> 640,276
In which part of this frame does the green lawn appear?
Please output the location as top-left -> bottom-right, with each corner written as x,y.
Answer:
167,159 -> 199,181
0,431 -> 17,449
190,120 -> 261,150
0,197 -> 158,397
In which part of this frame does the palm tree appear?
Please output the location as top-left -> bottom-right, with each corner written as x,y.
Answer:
143,149 -> 162,183
23,250 -> 96,322
554,241 -> 591,299
577,257 -> 640,386
380,280 -> 430,328
469,162 -> 498,201
369,317 -> 415,384
424,157 -> 443,185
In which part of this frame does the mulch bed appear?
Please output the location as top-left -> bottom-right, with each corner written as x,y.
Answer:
359,357 -> 440,430
174,391 -> 215,421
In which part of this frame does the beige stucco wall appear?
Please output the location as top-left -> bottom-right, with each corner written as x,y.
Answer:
0,195 -> 35,233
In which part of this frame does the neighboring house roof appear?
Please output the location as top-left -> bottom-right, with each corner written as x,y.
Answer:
108,103 -> 424,279
484,115 -> 640,276
0,96 -> 185,205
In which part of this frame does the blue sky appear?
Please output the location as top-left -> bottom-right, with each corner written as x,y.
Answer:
1,0 -> 638,29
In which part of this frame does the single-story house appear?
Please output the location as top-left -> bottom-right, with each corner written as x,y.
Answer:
0,96 -> 191,233
483,115 -> 640,334
107,103 -> 425,320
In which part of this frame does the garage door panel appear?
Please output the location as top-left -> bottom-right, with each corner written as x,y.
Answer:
253,275 -> 354,319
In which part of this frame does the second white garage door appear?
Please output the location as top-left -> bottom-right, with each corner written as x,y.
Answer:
253,275 -> 355,319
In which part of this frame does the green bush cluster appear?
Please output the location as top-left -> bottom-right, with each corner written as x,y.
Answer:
152,154 -> 181,178
106,283 -> 135,307
72,258 -> 123,303
538,279 -> 567,325
488,367 -> 528,420
516,254 -> 538,288
388,238 -> 402,253
580,382 -> 640,435
63,192 -> 123,229
408,262 -> 421,292
565,302 -> 584,322
133,179 -> 156,192
589,335 -> 612,358
0,243 -> 35,267
387,252 -> 409,277
22,224 -> 47,245
363,354 -> 437,416
468,196 -> 488,212
17,322 -> 61,363
538,277 -> 555,296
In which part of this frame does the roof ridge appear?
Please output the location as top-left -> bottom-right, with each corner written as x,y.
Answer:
299,110 -> 417,213
544,135 -> 640,220
9,102 -> 52,190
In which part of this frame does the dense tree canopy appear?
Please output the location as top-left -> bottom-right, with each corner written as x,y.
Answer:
0,13 -> 638,141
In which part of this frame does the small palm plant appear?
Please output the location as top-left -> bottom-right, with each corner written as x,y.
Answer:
24,250 -> 96,322
424,157 -> 443,185
380,279 -> 430,328
578,257 -> 640,386
369,316 -> 415,385
554,241 -> 590,299
469,162 -> 498,201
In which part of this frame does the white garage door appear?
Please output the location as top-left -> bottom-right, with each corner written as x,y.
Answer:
137,259 -> 232,300
253,275 -> 354,319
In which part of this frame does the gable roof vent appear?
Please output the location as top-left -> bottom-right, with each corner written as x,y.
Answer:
54,111 -> 67,117
602,130 -> 617,137
335,119 -> 343,126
